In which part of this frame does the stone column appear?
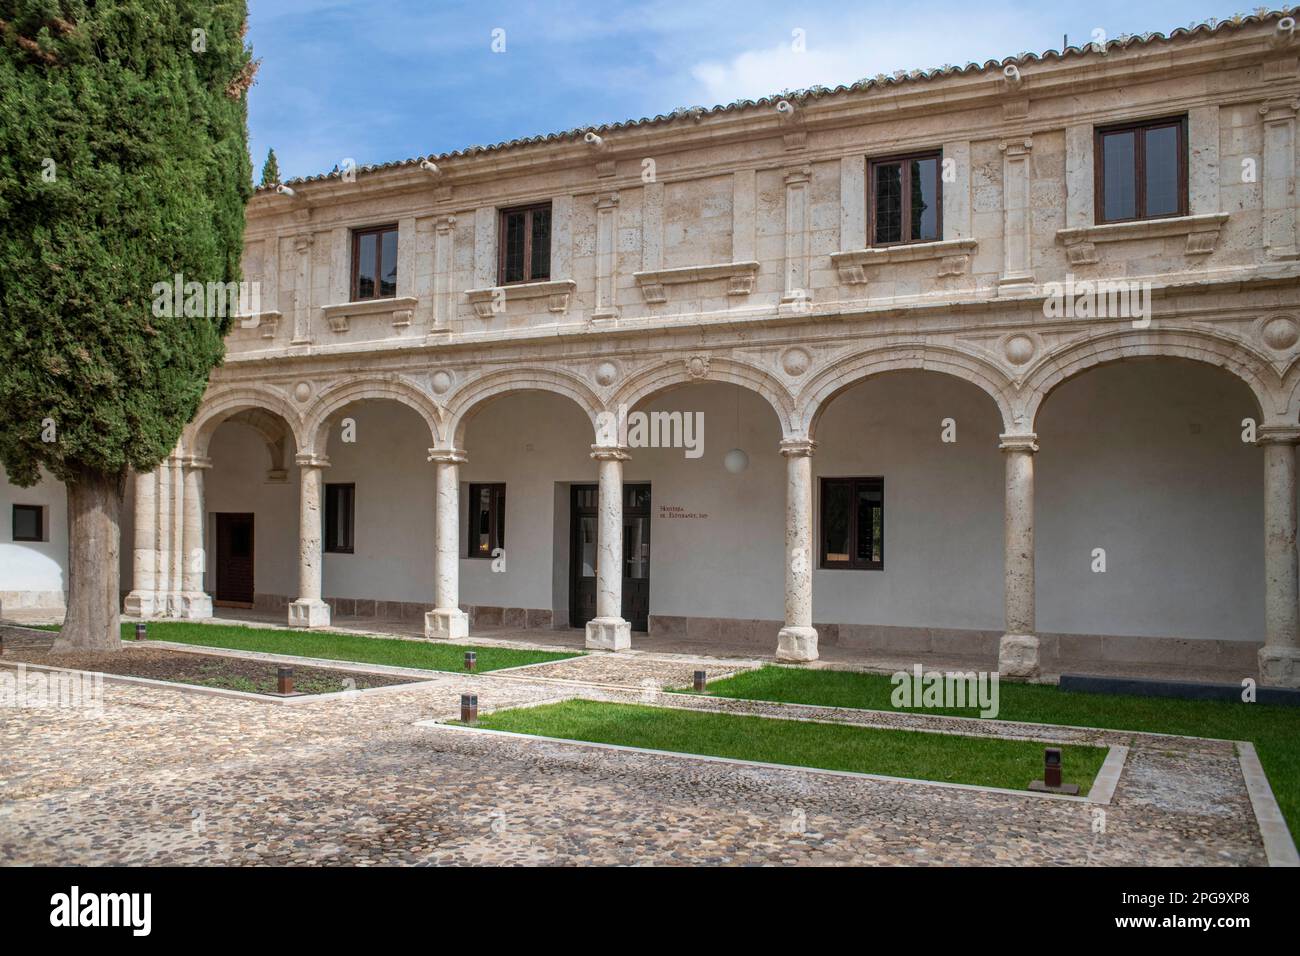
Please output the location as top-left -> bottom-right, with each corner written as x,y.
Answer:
586,445 -> 632,651
997,433 -> 1039,678
179,456 -> 213,620
155,456 -> 173,616
777,439 -> 818,662
425,448 -> 470,640
1259,426 -> 1300,686
169,453 -> 185,610
288,453 -> 331,628
124,468 -> 159,617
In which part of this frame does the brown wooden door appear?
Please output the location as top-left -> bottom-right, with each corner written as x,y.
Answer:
570,484 -> 650,632
215,513 -> 254,606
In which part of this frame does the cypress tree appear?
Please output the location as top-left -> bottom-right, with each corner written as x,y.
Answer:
259,146 -> 278,187
0,1 -> 255,652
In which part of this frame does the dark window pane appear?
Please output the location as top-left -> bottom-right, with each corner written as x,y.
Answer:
530,207 -> 551,280
13,505 -> 41,542
822,482 -> 851,562
874,162 -> 902,244
911,157 -> 938,241
503,211 -> 526,283
856,483 -> 883,565
356,236 -> 376,299
1102,130 -> 1137,221
495,486 -> 505,547
1144,125 -> 1180,218
468,483 -> 505,556
325,484 -> 354,553
379,229 -> 398,297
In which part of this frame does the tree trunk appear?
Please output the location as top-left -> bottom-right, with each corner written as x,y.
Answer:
50,467 -> 123,654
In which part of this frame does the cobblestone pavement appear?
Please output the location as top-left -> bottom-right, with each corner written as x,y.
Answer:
0,649 -> 1271,866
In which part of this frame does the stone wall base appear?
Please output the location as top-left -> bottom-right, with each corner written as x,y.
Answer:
0,590 -> 66,615
252,593 -> 554,630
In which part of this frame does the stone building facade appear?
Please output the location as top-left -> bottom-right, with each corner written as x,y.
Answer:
6,13 -> 1300,684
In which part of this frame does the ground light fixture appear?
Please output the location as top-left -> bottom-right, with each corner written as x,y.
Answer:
693,670 -> 707,691
1029,747 -> 1080,796
276,666 -> 294,696
134,622 -> 147,641
465,651 -> 477,672
461,694 -> 478,724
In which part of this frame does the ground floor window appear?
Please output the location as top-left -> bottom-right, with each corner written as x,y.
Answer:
468,483 -> 506,557
12,504 -> 44,542
324,483 -> 355,553
820,477 -> 883,570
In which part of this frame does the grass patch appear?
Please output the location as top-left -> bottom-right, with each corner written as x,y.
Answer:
470,698 -> 1108,794
693,666 -> 1300,840
43,621 -> 578,673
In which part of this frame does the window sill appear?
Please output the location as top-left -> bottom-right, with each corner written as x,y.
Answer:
233,310 -> 283,339
319,296 -> 418,333
632,261 -> 760,303
830,238 -> 978,285
1055,212 -> 1230,264
465,279 -> 576,319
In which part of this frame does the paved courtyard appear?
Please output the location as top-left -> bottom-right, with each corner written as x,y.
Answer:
0,644 -> 1281,866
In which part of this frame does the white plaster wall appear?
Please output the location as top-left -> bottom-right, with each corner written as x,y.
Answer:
0,465 -> 67,603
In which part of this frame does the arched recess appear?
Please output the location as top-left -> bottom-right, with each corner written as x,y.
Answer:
611,357 -> 799,440
444,366 -> 604,448
798,345 -> 1018,440
1021,328 -> 1276,430
186,383 -> 306,460
302,376 -> 444,454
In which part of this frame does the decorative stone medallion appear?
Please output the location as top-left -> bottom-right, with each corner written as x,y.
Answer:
780,347 -> 812,377
1262,316 -> 1299,351
431,369 -> 455,395
685,355 -> 711,379
1004,334 -> 1036,367
595,361 -> 620,387
293,382 -> 312,403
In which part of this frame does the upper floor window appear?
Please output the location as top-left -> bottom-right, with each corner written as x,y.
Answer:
12,504 -> 44,543
352,225 -> 398,301
820,477 -> 883,570
498,203 -> 551,284
870,152 -> 941,246
468,483 -> 506,558
1096,116 -> 1187,224
324,483 -> 355,554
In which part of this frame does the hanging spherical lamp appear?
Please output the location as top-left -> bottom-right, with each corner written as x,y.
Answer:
724,448 -> 749,474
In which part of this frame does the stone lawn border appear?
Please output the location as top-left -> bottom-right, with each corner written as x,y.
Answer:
1238,741 -> 1300,867
0,658 -> 437,707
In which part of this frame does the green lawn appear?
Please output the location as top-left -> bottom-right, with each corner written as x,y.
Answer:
692,666 -> 1300,840
470,698 -> 1109,794
54,621 -> 579,673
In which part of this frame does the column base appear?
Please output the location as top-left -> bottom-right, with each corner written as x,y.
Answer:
424,608 -> 469,640
288,599 -> 331,628
585,617 -> 631,651
123,591 -> 161,618
1258,646 -> 1300,688
998,633 -> 1041,679
179,592 -> 213,620
776,626 -> 819,662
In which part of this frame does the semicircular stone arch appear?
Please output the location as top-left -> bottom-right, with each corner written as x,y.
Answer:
302,376 -> 445,455
610,357 -> 799,441
797,346 -> 1018,440
1020,328 -> 1279,430
444,366 -> 605,448
185,384 -> 307,459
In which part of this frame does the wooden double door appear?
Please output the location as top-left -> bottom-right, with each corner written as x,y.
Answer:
570,483 -> 650,632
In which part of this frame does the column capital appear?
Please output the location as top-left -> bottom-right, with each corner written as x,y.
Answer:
999,432 -> 1039,453
591,445 -> 631,462
779,438 -> 817,458
1257,425 -> 1300,446
426,447 -> 468,464
294,452 -> 331,469
181,455 -> 213,471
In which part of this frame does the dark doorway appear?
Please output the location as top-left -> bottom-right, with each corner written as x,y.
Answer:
214,513 -> 254,606
570,483 -> 650,632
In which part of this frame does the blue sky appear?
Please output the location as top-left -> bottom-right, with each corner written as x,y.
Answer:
247,1 -> 1262,181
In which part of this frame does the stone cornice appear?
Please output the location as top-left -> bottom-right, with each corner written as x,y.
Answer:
1056,213 -> 1231,263
831,239 -> 978,284
465,279 -> 577,319
319,296 -> 418,333
633,261 -> 760,302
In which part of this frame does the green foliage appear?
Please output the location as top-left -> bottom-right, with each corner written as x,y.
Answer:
258,146 -> 278,186
0,0 -> 254,486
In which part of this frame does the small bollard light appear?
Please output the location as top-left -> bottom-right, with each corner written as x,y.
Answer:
1029,746 -> 1079,795
134,622 -> 147,642
460,693 -> 478,724
693,670 -> 707,692
465,651 -> 477,672
277,666 -> 294,696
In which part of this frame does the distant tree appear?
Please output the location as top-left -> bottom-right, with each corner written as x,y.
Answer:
0,1 -> 256,652
259,147 -> 279,186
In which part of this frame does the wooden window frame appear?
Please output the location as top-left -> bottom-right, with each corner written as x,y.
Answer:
324,483 -> 355,554
868,150 -> 943,247
1094,115 -> 1188,225
818,477 -> 884,571
350,224 -> 399,302
496,203 -> 552,285
467,482 -> 506,559
12,504 -> 43,543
